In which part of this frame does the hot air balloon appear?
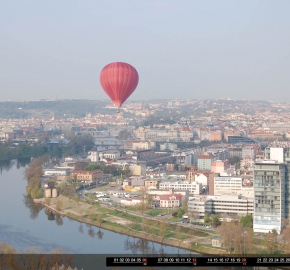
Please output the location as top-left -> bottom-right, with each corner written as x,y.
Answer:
100,62 -> 139,113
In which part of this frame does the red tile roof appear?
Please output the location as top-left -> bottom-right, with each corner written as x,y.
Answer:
159,194 -> 183,200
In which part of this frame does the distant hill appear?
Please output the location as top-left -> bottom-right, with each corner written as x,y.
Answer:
0,99 -> 114,119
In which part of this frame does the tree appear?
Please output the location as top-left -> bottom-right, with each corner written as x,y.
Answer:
0,242 -> 16,268
210,214 -> 220,228
143,218 -> 152,237
123,165 -> 131,177
282,226 -> 290,252
135,189 -> 151,231
97,214 -> 103,227
175,225 -> 183,247
74,161 -> 90,170
240,214 -> 253,228
177,208 -> 185,218
45,197 -> 51,206
30,186 -> 43,199
264,230 -> 278,254
243,228 -> 254,254
75,194 -> 81,206
59,185 -> 75,196
118,130 -> 131,141
219,222 -> 237,253
159,222 -> 168,243
282,217 -> 289,229
229,156 -> 241,165
55,200 -> 63,211
182,197 -> 188,213
233,225 -> 244,254
189,211 -> 199,223
84,164 -> 102,171
204,213 -> 210,223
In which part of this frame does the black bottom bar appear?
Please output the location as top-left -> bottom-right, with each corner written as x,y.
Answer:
107,256 -> 290,267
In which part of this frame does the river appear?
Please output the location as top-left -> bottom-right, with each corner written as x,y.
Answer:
0,159 -> 195,269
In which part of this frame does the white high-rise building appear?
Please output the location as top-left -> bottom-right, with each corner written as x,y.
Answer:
253,161 -> 285,234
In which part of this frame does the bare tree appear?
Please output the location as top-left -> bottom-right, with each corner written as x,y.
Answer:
219,222 -> 237,253
282,217 -> 289,229
264,230 -> 278,254
97,213 -> 103,227
45,197 -> 51,206
182,197 -> 188,213
55,200 -> 63,211
134,189 -> 151,232
143,218 -> 151,237
159,222 -> 168,243
175,225 -> 183,248
188,210 -> 199,223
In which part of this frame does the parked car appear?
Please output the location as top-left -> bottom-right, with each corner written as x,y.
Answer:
172,212 -> 178,217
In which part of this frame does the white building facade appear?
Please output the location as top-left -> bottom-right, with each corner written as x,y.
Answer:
214,177 -> 243,195
159,180 -> 202,195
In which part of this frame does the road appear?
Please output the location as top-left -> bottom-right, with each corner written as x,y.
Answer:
78,189 -> 219,234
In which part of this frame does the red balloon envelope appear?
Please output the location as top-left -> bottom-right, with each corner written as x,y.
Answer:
100,62 -> 139,109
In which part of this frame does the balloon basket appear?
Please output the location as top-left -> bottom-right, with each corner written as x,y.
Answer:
117,108 -> 120,113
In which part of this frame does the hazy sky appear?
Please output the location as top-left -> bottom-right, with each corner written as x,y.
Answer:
1,1 -> 290,102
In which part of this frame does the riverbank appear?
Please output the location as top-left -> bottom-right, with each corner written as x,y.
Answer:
34,195 -> 227,255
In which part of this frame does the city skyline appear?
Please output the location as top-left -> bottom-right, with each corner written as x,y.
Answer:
1,1 -> 290,102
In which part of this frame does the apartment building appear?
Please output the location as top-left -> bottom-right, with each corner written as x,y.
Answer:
211,160 -> 230,173
159,194 -> 183,208
242,146 -> 258,159
101,150 -> 120,160
144,179 -> 160,188
70,169 -> 103,183
186,170 -> 209,186
159,180 -> 202,195
188,194 -> 253,221
130,163 -> 146,176
214,177 -> 243,195
198,154 -> 215,170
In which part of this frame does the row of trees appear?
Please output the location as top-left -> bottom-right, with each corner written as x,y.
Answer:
82,163 -> 131,177
24,156 -> 49,199
219,215 -> 290,254
0,100 -> 109,118
219,222 -> 254,254
0,133 -> 96,162
0,242 -> 74,270
0,141 -> 48,161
